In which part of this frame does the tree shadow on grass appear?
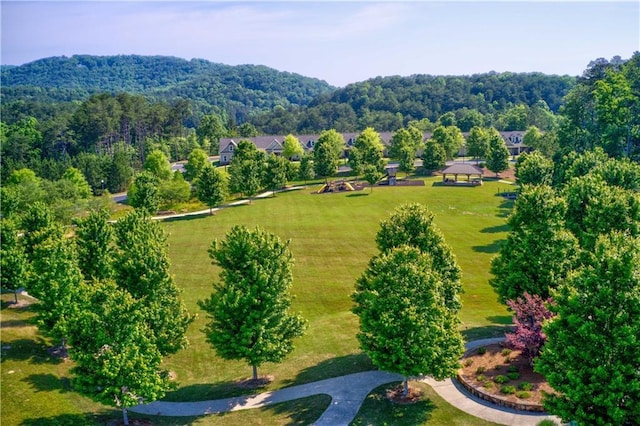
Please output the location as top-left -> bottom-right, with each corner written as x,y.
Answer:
0,338 -> 64,365
462,322 -> 513,342
472,240 -> 504,254
351,381 -> 435,426
346,193 -> 369,198
21,413 -> 109,426
161,212 -> 211,223
282,353 -> 374,388
161,379 -> 266,402
480,223 -> 510,234
237,394 -> 331,426
22,373 -> 72,394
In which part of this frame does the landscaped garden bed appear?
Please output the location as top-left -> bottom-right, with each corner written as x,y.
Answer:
457,343 -> 554,412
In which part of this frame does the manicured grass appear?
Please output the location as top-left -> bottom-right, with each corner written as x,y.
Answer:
351,381 -> 500,425
1,177 -> 513,424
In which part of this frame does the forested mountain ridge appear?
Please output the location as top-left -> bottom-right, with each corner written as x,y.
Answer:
1,55 -> 336,122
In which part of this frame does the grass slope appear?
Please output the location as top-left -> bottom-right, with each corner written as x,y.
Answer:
1,176 -> 513,425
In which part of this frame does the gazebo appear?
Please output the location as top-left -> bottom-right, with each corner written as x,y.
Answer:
441,164 -> 483,186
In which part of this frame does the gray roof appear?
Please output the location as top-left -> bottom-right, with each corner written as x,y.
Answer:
441,163 -> 484,175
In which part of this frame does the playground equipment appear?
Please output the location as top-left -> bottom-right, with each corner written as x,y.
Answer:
317,180 -> 355,194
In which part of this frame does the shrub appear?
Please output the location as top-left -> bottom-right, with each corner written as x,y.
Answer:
501,348 -> 512,357
464,358 -> 473,367
516,390 -> 531,399
500,385 -> 516,394
507,372 -> 520,380
477,374 -> 487,382
476,366 -> 486,374
507,365 -> 519,373
537,420 -> 558,426
519,382 -> 534,391
494,375 -> 510,384
477,346 -> 486,354
483,381 -> 494,389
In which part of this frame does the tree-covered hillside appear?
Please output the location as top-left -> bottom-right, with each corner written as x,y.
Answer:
251,72 -> 576,134
1,55 -> 336,123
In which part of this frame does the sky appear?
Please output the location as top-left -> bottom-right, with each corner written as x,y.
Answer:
1,1 -> 639,87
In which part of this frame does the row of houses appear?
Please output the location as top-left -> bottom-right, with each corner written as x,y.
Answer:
218,131 -> 528,165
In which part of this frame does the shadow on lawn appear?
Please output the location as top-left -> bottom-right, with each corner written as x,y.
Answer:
0,338 -> 64,365
471,239 -> 504,254
350,382 -> 435,426
240,394 -> 331,426
462,322 -> 512,342
22,373 -> 72,393
161,379 -> 264,402
480,223 -> 510,234
283,353 -> 374,388
21,413 -> 107,426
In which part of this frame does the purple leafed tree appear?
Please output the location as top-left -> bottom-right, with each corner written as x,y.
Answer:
505,292 -> 555,365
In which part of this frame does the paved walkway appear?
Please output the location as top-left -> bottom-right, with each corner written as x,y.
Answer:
130,338 -> 561,425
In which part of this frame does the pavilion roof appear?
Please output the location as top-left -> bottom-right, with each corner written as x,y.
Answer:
441,163 -> 484,175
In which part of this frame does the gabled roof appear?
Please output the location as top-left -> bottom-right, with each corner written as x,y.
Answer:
266,139 -> 283,152
219,139 -> 238,153
441,163 -> 483,175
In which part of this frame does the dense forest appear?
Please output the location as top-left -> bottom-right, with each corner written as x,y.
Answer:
1,55 -> 336,124
1,53 -> 638,199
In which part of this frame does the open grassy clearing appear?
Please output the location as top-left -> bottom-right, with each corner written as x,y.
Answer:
1,176 -> 513,424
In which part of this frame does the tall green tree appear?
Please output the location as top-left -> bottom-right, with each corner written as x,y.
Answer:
263,154 -> 289,196
73,209 -> 114,282
298,154 -> 315,183
421,139 -> 446,174
143,149 -> 173,181
199,225 -> 307,381
536,232 -> 640,425
564,174 -> 640,250
228,140 -> 265,201
376,203 -> 462,312
127,171 -> 160,214
158,171 -> 191,208
113,211 -> 193,356
349,127 -> 385,178
197,114 -> 227,155
388,127 -> 421,177
429,125 -> 464,160
0,218 -> 29,303
107,143 -> 134,193
195,164 -> 228,214
313,129 -> 343,183
465,126 -> 490,163
282,134 -> 304,160
485,128 -> 510,177
490,185 -> 580,303
515,151 -> 554,186
61,167 -> 93,199
184,148 -> 210,182
69,280 -> 172,426
352,246 -> 464,396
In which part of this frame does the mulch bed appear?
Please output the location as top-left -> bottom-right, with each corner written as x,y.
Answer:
458,343 -> 553,410
386,384 -> 423,404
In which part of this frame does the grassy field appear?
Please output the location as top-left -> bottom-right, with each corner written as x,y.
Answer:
1,176 -> 513,425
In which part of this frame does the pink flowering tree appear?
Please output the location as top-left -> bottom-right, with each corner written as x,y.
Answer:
505,292 -> 555,365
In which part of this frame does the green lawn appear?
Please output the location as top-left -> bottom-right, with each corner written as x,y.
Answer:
1,176 -> 513,425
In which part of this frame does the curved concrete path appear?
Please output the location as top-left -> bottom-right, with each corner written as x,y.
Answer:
130,338 -> 561,425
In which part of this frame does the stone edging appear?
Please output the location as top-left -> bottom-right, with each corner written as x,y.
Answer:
456,373 -> 545,412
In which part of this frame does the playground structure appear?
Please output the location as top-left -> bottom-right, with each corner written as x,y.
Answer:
317,180 -> 355,193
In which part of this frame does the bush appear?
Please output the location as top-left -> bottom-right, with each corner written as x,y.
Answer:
477,374 -> 487,382
464,358 -> 473,367
537,420 -> 558,426
494,375 -> 510,384
501,348 -> 512,357
516,390 -> 531,399
483,381 -> 494,389
477,346 -> 486,354
519,382 -> 534,391
507,372 -> 520,380
500,385 -> 516,394
507,365 -> 519,373
476,366 -> 486,374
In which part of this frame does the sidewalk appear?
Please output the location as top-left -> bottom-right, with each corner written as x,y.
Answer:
130,338 -> 561,425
